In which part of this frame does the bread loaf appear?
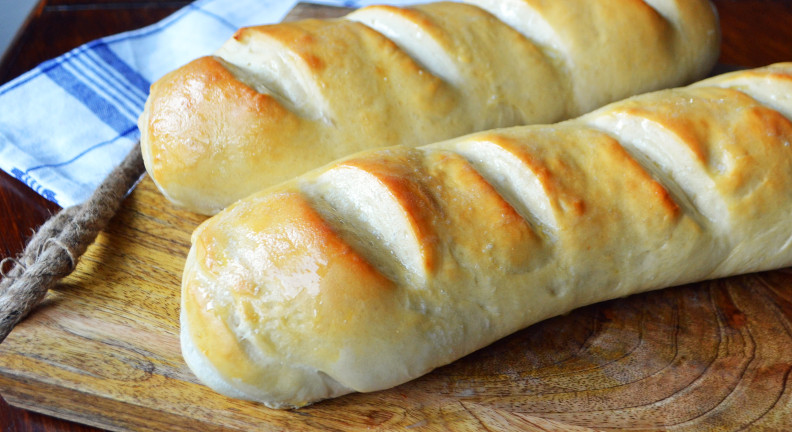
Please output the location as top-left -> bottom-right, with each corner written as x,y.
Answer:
140,0 -> 720,214
179,63 -> 792,408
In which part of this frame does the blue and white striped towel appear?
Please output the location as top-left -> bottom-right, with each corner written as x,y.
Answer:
0,0 -> 425,208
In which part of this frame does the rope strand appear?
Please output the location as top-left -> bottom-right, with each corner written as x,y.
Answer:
0,143 -> 145,343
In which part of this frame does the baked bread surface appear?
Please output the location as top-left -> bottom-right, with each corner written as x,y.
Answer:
139,0 -> 720,214
180,64 -> 792,408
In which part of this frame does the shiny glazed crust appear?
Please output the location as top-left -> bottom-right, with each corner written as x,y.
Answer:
181,64 -> 792,408
139,0 -> 720,214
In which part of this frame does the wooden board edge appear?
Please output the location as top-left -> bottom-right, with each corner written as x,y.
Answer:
282,3 -> 354,22
0,371 -> 238,432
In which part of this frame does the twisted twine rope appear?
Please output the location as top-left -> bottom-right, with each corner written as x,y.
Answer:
0,144 -> 145,343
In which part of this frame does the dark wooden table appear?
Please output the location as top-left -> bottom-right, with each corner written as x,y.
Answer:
1,0 -> 791,431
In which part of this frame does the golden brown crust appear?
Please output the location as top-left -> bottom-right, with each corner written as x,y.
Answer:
140,56 -> 307,213
140,0 -> 720,214
181,64 -> 792,408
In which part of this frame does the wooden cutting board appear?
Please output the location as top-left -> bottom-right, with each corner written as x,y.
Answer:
2,179 -> 792,432
2,5 -> 792,431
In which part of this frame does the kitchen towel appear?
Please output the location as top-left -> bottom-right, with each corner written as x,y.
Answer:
0,0 -> 427,208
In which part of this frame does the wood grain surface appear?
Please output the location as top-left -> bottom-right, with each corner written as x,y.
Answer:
4,176 -> 792,431
1,1 -> 792,431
